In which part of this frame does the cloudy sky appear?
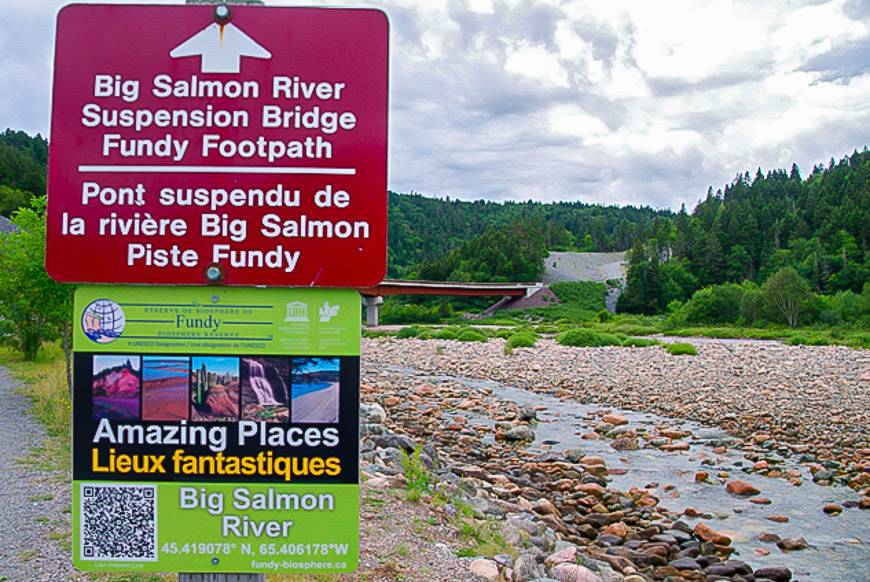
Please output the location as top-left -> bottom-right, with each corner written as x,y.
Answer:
2,0 -> 868,210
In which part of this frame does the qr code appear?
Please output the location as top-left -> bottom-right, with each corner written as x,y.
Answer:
80,483 -> 158,561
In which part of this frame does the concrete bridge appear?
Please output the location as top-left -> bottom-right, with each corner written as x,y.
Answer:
357,279 -> 542,326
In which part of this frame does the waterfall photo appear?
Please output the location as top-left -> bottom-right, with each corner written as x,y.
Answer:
190,357 -> 240,422
240,357 -> 290,422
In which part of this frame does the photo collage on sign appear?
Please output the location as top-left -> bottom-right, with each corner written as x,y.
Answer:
92,355 -> 340,424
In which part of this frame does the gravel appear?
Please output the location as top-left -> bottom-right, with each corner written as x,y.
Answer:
0,367 -> 75,581
363,338 -> 870,489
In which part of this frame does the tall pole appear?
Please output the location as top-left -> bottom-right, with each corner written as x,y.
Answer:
179,1 -> 263,581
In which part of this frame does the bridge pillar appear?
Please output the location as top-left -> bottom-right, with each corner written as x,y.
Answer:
362,296 -> 384,327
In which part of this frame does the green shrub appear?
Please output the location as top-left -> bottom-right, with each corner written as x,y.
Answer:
434,328 -> 458,340
622,337 -> 661,348
506,332 -> 537,349
818,290 -> 866,324
397,326 -> 422,339
418,330 -> 436,340
681,284 -> 744,324
380,301 -> 441,324
596,309 -> 613,323
665,342 -> 698,356
495,328 -> 515,339
535,324 -> 560,334
609,323 -> 660,336
456,329 -> 488,343
761,267 -> 813,328
362,330 -> 394,338
739,283 -> 765,325
556,329 -> 623,347
549,281 -> 607,310
0,198 -> 73,361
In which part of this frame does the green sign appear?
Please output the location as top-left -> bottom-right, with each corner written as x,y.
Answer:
72,286 -> 360,573
74,285 -> 360,356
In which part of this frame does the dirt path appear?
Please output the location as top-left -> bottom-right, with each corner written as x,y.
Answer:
0,367 -> 75,581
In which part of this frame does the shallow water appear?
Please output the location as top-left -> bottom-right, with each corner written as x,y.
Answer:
380,365 -> 869,582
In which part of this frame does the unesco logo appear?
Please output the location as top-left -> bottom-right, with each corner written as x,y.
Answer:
82,299 -> 126,344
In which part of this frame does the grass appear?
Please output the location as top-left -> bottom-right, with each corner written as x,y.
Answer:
454,518 -> 515,559
665,342 -> 698,356
622,337 -> 662,348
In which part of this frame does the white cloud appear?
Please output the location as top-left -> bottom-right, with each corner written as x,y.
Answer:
504,39 -> 570,87
467,0 -> 495,15
548,104 -> 609,139
1,0 -> 868,211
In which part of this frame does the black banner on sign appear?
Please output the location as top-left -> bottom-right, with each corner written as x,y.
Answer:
73,352 -> 360,484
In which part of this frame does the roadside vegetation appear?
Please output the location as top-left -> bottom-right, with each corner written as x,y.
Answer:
371,278 -> 869,349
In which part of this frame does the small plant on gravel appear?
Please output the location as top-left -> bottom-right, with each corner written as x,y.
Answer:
393,542 -> 411,558
400,446 -> 431,501
665,342 -> 698,356
451,497 -> 475,518
456,519 -> 515,559
556,328 -> 624,347
17,549 -> 38,562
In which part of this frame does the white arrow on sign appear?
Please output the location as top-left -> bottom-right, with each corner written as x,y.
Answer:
170,22 -> 271,74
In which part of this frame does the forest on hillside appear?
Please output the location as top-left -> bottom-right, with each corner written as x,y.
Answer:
617,151 -> 870,317
0,128 -> 867,319
388,193 -> 670,277
0,129 -> 47,215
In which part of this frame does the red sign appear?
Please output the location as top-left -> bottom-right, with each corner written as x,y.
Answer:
47,5 -> 388,286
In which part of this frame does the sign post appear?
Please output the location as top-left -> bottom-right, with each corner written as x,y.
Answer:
47,3 -> 388,576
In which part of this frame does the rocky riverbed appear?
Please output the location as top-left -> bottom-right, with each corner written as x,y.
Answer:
359,337 -> 869,581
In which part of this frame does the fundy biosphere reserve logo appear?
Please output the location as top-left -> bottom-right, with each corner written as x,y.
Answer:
82,299 -> 126,344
